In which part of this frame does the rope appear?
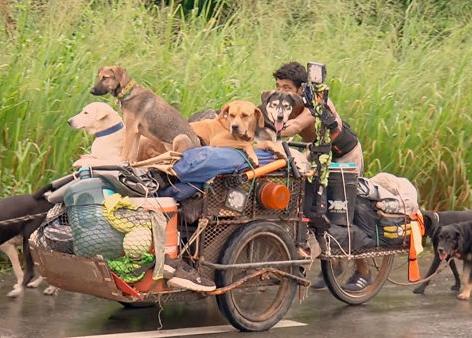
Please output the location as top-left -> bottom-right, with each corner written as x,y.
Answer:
178,218 -> 209,259
156,294 -> 164,330
323,231 -> 353,259
0,212 -> 48,226
386,257 -> 453,286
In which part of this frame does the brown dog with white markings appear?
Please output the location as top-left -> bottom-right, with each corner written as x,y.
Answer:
90,66 -> 200,162
190,100 -> 285,166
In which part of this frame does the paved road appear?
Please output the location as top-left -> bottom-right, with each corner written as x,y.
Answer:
0,254 -> 471,338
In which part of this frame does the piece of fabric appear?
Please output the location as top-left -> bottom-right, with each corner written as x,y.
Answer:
353,197 -> 408,247
159,182 -> 204,201
173,147 -> 277,183
328,223 -> 376,251
103,194 -> 153,233
107,253 -> 155,283
151,212 -> 167,280
357,173 -> 419,216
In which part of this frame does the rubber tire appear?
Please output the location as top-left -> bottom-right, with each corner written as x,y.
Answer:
321,255 -> 395,305
216,221 -> 298,332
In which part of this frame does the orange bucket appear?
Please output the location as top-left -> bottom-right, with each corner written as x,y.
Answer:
257,181 -> 291,210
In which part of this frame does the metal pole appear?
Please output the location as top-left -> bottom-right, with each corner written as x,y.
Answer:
200,259 -> 314,270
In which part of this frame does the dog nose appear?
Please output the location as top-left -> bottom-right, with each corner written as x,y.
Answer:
438,247 -> 445,255
277,115 -> 284,122
231,124 -> 239,132
90,88 -> 96,95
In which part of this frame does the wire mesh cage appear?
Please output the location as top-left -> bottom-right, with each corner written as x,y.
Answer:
65,204 -> 154,260
203,173 -> 303,220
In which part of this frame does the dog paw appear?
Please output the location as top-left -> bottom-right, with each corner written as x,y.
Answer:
27,279 -> 42,288
248,156 -> 259,167
7,286 -> 23,298
273,149 -> 287,159
412,287 -> 425,295
451,284 -> 461,292
43,286 -> 59,296
457,292 -> 470,301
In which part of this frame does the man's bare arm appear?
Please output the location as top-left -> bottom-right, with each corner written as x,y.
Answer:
280,108 -> 315,137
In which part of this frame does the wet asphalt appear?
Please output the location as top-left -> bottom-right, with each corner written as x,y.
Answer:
0,253 -> 471,338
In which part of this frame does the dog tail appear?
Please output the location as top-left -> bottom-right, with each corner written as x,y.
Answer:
32,183 -> 53,200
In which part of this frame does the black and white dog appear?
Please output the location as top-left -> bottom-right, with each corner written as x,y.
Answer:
259,90 -> 304,138
0,185 -> 53,297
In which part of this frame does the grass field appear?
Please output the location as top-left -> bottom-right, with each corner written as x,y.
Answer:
0,0 -> 470,210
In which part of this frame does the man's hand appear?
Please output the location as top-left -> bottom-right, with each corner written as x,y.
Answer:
280,108 -> 316,137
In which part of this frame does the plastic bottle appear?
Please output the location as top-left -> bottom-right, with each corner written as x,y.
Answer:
65,167 -> 124,259
64,167 -> 114,206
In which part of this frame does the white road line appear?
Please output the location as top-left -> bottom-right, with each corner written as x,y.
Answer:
69,320 -> 307,338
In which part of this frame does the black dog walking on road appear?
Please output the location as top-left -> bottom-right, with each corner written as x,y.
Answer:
0,185 -> 53,291
413,211 -> 472,295
436,220 -> 472,300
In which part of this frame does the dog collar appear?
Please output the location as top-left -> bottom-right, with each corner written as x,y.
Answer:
117,80 -> 136,100
95,122 -> 124,138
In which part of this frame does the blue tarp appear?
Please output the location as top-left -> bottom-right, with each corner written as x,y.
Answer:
173,147 -> 277,183
159,147 -> 278,201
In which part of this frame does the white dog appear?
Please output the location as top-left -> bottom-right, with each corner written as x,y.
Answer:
69,102 -> 164,167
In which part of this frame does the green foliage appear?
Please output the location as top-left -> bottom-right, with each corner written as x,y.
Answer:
0,0 -> 470,209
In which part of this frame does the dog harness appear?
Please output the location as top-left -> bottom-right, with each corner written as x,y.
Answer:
94,122 -> 124,138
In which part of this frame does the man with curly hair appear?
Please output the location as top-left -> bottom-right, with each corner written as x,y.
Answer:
273,61 -> 370,291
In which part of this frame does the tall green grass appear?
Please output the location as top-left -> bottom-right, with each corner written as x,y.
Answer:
0,0 -> 470,210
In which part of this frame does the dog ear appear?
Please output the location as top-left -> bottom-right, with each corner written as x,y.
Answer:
110,66 -> 130,89
288,93 -> 305,118
255,107 -> 265,128
218,104 -> 230,120
260,90 -> 276,105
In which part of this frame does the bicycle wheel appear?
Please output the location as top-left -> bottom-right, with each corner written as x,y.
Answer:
216,221 -> 298,332
321,254 -> 395,305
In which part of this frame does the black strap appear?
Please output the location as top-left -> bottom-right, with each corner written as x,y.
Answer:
331,121 -> 358,158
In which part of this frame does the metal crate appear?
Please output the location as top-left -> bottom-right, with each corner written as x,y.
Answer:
203,173 -> 303,221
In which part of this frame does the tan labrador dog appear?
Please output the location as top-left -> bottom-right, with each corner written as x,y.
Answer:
90,66 -> 200,163
69,102 -> 165,167
191,100 -> 285,166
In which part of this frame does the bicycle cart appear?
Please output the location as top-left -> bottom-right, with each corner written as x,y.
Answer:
29,62 -> 414,331
29,156 -> 413,332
